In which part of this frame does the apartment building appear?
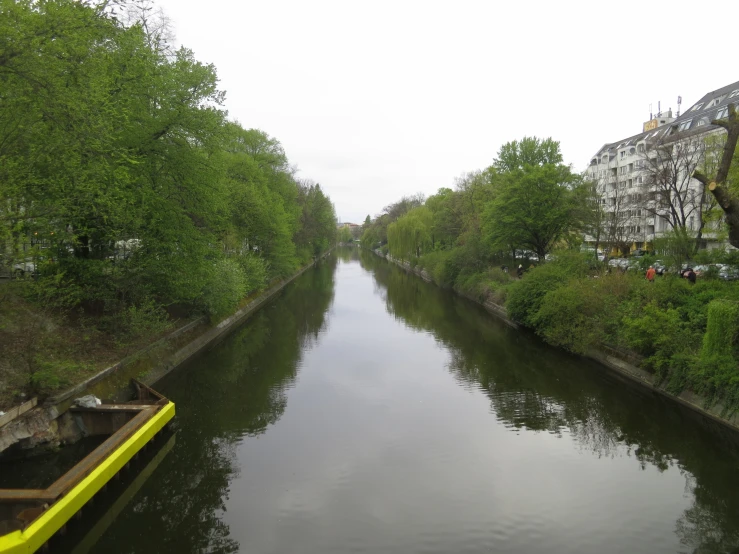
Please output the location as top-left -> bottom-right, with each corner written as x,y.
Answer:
585,80 -> 739,255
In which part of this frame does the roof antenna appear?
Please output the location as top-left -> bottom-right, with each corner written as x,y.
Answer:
677,95 -> 682,117
649,103 -> 653,120
658,101 -> 661,117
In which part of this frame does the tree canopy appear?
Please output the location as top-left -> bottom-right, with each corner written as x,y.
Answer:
0,0 -> 337,319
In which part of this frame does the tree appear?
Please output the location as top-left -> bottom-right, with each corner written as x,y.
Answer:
693,103 -> 739,249
639,134 -> 707,251
494,137 -> 562,173
337,225 -> 353,244
387,206 -> 433,260
483,139 -> 584,260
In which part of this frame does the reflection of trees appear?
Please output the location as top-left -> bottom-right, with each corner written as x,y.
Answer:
83,258 -> 337,553
335,245 -> 360,263
359,249 -> 739,552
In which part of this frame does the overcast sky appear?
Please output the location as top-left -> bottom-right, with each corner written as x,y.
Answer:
152,0 -> 738,223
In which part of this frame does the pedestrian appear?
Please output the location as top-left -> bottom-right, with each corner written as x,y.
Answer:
646,265 -> 656,282
517,264 -> 523,278
686,268 -> 697,284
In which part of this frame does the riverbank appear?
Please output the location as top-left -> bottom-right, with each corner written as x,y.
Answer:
373,248 -> 739,434
0,254 -> 330,457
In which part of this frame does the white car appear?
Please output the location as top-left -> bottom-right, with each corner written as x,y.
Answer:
12,259 -> 37,278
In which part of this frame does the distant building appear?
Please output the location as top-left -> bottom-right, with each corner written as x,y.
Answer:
585,80 -> 739,255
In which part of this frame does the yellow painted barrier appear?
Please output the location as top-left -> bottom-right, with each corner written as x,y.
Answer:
0,402 -> 175,554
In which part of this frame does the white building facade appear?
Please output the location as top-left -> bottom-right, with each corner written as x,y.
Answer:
585,81 -> 739,255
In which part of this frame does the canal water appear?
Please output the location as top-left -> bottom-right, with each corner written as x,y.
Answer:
61,248 -> 739,553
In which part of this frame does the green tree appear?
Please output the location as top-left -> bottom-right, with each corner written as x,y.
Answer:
483,138 -> 584,260
387,206 -> 433,260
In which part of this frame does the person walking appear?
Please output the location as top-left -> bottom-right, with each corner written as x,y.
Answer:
646,265 -> 656,282
517,264 -> 524,278
686,268 -> 697,284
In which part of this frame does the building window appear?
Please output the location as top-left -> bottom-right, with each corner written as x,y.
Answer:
678,120 -> 692,132
689,216 -> 694,230
730,90 -> 739,99
628,179 -> 633,187
717,107 -> 729,119
620,151 -> 626,159
692,102 -> 704,111
628,163 -> 634,172
698,119 -> 706,126
637,144 -> 645,153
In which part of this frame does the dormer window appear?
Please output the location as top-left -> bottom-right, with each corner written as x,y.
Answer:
717,107 -> 729,120
707,96 -> 725,108
691,102 -> 704,111
729,90 -> 739,99
678,120 -> 692,132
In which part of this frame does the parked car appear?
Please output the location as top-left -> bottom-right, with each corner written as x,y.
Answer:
719,265 -> 739,281
12,258 -> 37,278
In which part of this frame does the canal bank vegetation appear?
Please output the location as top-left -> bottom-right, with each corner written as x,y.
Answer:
364,136 -> 739,412
0,0 -> 337,407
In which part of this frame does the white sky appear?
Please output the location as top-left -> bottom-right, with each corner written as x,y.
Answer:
152,0 -> 738,224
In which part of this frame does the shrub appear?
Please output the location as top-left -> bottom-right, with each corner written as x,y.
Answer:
532,276 -> 624,354
693,300 -> 739,405
120,300 -> 171,343
236,253 -> 268,294
200,258 -> 248,318
621,301 -> 697,381
505,254 -> 589,325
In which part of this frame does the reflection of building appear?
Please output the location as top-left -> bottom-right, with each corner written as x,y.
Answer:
585,80 -> 739,254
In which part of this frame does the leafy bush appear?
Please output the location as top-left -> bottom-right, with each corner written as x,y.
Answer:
505,252 -> 590,325
236,253 -> 268,294
200,258 -> 249,318
621,301 -> 698,382
532,276 -> 625,354
693,300 -> 739,405
120,300 -> 171,343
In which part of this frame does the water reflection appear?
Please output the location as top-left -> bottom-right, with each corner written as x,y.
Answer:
359,249 -> 739,553
69,256 -> 338,554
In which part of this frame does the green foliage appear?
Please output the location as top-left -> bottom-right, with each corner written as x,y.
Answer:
200,259 -> 249,318
481,138 -> 586,259
120,300 -> 172,343
532,276 -> 628,354
0,0 -> 337,336
653,228 -> 698,269
337,226 -> 353,243
694,300 -> 739,405
236,253 -> 269,294
387,206 -> 433,260
622,302 -> 693,377
493,137 -> 563,172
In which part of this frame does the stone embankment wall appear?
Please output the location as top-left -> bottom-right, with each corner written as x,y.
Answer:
0,255 -> 328,458
376,250 -> 739,435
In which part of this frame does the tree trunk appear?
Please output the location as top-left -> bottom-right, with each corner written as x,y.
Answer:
693,103 -> 739,248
